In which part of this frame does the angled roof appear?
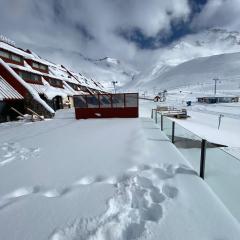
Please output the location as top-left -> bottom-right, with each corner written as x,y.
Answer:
0,76 -> 23,100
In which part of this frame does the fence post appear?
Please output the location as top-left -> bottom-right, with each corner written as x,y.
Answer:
172,121 -> 175,143
200,139 -> 206,179
161,114 -> 163,130
155,110 -> 158,124
151,109 -> 154,119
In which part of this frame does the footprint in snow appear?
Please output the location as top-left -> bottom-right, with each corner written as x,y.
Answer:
0,142 -> 40,167
49,164 -> 193,240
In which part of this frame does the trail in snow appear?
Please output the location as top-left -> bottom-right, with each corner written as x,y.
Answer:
48,163 -> 197,240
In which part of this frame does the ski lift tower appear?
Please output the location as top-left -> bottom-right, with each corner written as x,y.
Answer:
213,78 -> 220,95
112,81 -> 118,93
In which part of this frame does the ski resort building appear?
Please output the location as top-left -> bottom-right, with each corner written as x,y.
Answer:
0,40 -> 106,122
197,95 -> 239,104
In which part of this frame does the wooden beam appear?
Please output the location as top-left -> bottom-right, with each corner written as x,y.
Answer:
26,108 -> 44,121
10,107 -> 24,117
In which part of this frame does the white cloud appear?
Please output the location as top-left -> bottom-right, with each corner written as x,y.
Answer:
192,0 -> 240,31
0,0 -> 190,67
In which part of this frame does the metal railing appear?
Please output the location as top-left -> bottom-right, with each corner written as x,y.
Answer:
151,109 -> 236,179
151,108 -> 240,221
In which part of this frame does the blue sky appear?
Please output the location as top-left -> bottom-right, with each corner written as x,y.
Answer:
119,0 -> 208,49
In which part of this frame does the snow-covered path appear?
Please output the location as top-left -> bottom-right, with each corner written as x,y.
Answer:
0,109 -> 240,240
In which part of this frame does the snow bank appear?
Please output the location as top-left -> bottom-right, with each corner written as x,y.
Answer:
0,110 -> 239,239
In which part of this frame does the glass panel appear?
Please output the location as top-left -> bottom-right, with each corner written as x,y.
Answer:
174,123 -> 202,172
32,62 -> 39,68
73,95 -> 87,108
11,54 -> 21,62
40,64 -> 47,70
86,95 -> 99,108
162,116 -> 172,138
112,94 -> 124,108
0,50 -> 10,59
205,145 -> 240,221
32,74 -> 40,81
19,71 -> 30,80
125,93 -> 138,107
99,95 -> 111,108
161,116 -> 202,173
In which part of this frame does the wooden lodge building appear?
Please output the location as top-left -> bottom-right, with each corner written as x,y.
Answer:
0,39 -> 106,122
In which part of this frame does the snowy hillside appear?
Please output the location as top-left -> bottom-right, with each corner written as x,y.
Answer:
124,28 -> 240,91
125,52 -> 240,91
89,57 -> 139,88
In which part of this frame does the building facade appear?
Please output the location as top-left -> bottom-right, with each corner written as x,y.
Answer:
0,40 -> 106,122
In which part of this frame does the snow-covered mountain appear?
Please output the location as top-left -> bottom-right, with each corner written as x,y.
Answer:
125,28 -> 240,91
87,56 -> 139,89
125,52 -> 240,91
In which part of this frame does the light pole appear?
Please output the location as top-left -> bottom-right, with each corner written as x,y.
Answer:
112,81 -> 118,93
213,78 -> 219,95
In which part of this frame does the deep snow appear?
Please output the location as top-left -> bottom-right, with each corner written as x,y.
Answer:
0,106 -> 240,240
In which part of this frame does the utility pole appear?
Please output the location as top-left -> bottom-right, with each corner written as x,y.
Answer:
112,81 -> 118,93
213,78 -> 219,95
218,114 -> 224,130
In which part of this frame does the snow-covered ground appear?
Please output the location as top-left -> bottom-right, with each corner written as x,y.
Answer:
1,105 -> 240,239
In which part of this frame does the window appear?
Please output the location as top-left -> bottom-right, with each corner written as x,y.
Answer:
99,95 -> 111,108
39,64 -> 47,71
11,54 -> 22,63
32,62 -> 48,71
112,94 -> 124,108
19,71 -> 41,82
74,96 -> 87,108
32,62 -> 39,68
48,78 -> 62,87
125,93 -> 138,107
0,50 -> 10,59
86,95 -> 99,108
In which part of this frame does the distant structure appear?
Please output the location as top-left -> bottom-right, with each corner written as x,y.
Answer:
197,95 -> 239,104
0,38 -> 106,122
154,90 -> 167,102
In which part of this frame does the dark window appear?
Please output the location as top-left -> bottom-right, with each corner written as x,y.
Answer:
0,50 -> 10,59
32,62 -> 48,71
99,95 -> 111,108
86,95 -> 99,108
19,71 -> 41,82
74,95 -> 87,108
11,54 -> 21,62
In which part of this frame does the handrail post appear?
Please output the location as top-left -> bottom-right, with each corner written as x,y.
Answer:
200,139 -> 206,179
172,121 -> 175,143
161,114 -> 163,130
155,110 -> 158,124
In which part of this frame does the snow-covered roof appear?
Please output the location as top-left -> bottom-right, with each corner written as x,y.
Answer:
0,76 -> 23,100
0,41 -> 106,95
0,42 -> 52,66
